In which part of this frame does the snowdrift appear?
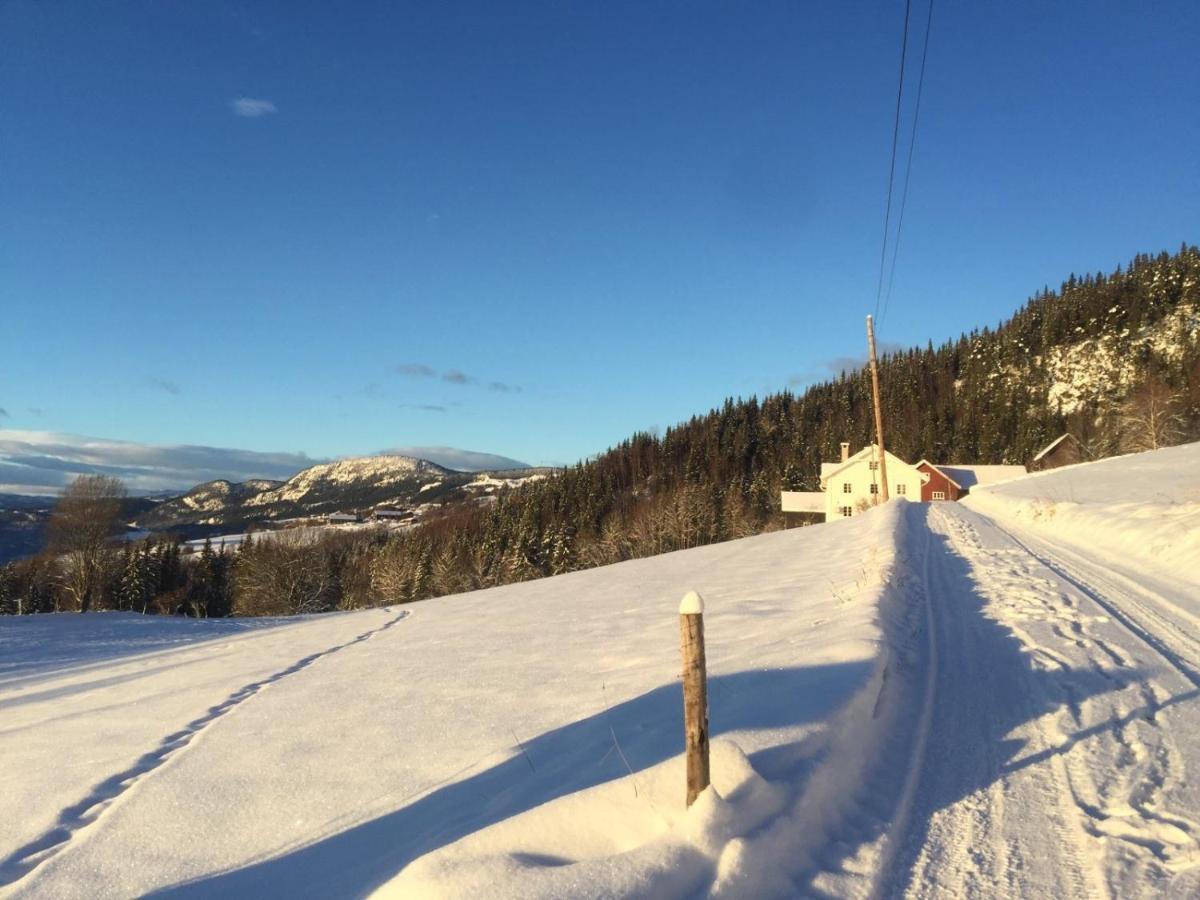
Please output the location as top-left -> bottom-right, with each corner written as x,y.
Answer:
1,502 -> 932,898
964,441 -> 1200,602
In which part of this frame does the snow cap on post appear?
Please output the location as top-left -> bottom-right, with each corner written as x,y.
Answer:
679,590 -> 704,615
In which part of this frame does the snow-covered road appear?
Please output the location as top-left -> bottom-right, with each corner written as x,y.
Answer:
891,502 -> 1200,898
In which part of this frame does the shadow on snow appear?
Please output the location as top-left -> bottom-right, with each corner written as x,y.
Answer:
154,661 -> 874,898
157,504 -> 1182,898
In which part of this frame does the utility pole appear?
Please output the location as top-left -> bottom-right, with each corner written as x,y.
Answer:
866,315 -> 890,503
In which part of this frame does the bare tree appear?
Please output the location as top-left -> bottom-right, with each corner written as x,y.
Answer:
1119,376 -> 1187,453
233,533 -> 335,616
48,475 -> 127,613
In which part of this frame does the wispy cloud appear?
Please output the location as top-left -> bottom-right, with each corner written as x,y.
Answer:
394,362 -> 520,393
395,362 -> 436,378
0,430 -> 320,495
145,377 -> 182,396
399,403 -> 447,413
27,407 -> 44,417
230,97 -> 277,118
812,342 -> 906,378
0,408 -> 8,419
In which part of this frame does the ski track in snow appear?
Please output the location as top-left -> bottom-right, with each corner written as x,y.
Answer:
889,504 -> 1200,898
0,610 -> 409,890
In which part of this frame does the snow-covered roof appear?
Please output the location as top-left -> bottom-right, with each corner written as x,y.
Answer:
1033,433 -> 1074,462
781,491 -> 825,513
913,460 -> 963,490
937,465 -> 1028,489
819,445 -> 918,486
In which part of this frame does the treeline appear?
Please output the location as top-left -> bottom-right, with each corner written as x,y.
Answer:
3,246 -> 1198,617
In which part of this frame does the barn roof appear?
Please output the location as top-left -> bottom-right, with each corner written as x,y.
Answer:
936,464 -> 1028,489
913,460 -> 963,489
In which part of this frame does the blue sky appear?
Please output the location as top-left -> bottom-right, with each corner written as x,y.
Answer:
1,0 -> 1197,484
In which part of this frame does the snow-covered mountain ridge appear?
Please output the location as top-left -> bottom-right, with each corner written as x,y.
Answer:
243,455 -> 449,507
134,453 -> 547,535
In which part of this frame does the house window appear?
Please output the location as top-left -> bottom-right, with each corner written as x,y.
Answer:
840,506 -> 853,517
869,461 -> 879,470
842,482 -> 852,493
896,484 -> 906,495
869,484 -> 879,494
932,491 -> 946,501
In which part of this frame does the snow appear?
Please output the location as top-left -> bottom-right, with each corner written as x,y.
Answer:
780,490 -> 824,513
936,464 -> 1027,489
964,441 -> 1200,606
1,504 -> 915,898
678,590 -> 704,614
4,444 -> 1200,897
1045,302 -> 1198,414
245,455 -> 444,507
467,472 -> 547,491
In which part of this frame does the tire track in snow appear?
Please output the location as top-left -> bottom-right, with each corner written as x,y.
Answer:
0,609 -> 410,889
961,512 -> 1200,883
892,506 -> 1106,899
991,525 -> 1200,690
869,508 -> 938,900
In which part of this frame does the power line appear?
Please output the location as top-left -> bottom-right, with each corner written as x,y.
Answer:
882,0 -> 935,326
874,0 -> 913,321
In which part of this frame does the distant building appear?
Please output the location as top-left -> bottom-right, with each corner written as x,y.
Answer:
779,491 -> 825,515
914,460 -> 963,502
372,508 -> 412,521
785,442 -> 1028,522
326,512 -> 361,524
1031,433 -> 1085,471
819,443 -> 928,521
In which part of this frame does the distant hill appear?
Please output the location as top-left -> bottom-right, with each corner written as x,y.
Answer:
131,454 -> 552,537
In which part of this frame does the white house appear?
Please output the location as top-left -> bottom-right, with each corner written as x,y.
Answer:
818,443 -> 926,521
781,442 -> 1029,522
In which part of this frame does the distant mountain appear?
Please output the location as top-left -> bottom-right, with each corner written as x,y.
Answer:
132,454 -> 551,536
0,507 -> 49,565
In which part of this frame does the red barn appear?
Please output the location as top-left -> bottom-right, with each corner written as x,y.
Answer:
914,461 -> 963,502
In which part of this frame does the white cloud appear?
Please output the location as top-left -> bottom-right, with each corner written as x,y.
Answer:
230,97 -> 277,118
0,431 -> 533,494
0,431 -> 317,496
380,446 -> 530,472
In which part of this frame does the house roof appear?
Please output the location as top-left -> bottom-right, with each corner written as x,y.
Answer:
780,491 -> 825,513
913,460 -> 963,490
1033,433 -> 1076,462
819,445 -> 922,485
936,464 -> 1028,489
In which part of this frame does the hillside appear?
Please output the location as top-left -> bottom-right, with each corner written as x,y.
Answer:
131,455 -> 549,536
293,246 -> 1199,609
3,247 -> 1196,611
4,444 -> 1198,897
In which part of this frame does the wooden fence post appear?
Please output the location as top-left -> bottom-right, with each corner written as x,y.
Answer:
679,590 -> 710,807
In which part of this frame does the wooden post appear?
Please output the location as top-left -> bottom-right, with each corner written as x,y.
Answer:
679,590 -> 710,807
866,314 -> 890,503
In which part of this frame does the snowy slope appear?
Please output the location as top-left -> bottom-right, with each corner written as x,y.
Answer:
964,441 -> 1200,607
0,505 -> 926,898
5,445 -> 1200,898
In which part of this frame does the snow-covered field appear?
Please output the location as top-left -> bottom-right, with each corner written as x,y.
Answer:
1,505 -> 922,898
2,443 -> 1199,898
965,442 -> 1200,611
